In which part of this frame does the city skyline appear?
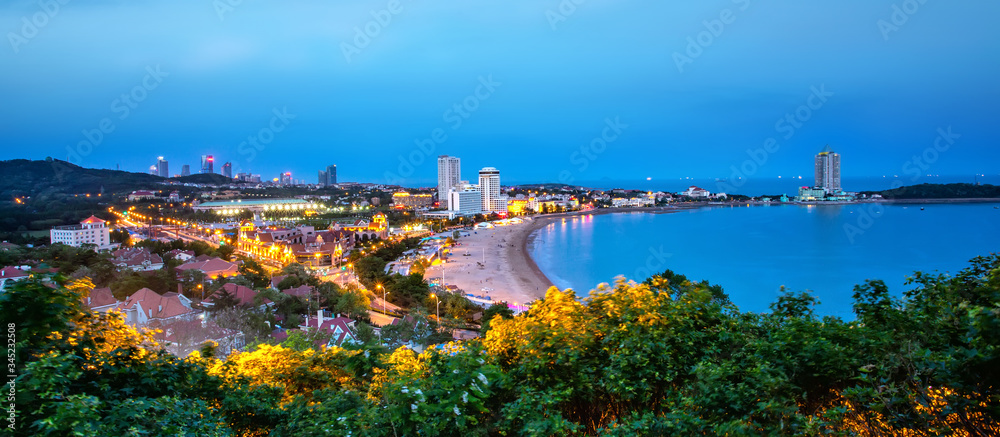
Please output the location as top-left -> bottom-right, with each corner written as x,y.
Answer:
2,1 -> 998,184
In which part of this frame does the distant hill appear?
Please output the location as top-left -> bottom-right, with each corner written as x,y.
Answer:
0,159 -> 164,198
171,173 -> 233,185
866,183 -> 1000,199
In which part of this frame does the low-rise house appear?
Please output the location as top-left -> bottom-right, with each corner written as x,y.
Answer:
83,287 -> 119,312
0,266 -> 29,290
166,249 -> 195,262
299,310 -> 360,347
176,256 -> 239,279
112,248 -> 164,272
203,283 -> 272,309
115,288 -> 195,325
128,190 -> 157,202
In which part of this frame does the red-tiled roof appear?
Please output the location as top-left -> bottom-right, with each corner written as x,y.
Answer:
283,285 -> 314,298
0,266 -> 28,279
207,283 -> 271,306
85,287 -> 117,308
81,215 -> 105,224
176,257 -> 238,277
117,288 -> 193,320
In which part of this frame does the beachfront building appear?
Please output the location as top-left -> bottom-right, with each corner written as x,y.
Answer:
50,216 -> 115,250
449,184 -> 483,215
507,196 -> 539,215
438,156 -> 461,209
479,167 -> 505,213
392,192 -> 435,209
815,145 -> 842,194
680,186 -> 711,198
798,187 -> 828,201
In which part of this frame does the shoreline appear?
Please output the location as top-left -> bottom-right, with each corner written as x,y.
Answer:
513,205 -> 711,300
440,199 -> 999,308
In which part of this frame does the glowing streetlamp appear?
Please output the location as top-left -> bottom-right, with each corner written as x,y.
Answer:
430,292 -> 440,325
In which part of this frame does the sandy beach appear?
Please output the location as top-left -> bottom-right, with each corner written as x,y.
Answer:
424,206 -> 709,309
424,217 -> 555,308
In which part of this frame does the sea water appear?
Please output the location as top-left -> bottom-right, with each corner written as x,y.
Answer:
529,202 -> 1000,318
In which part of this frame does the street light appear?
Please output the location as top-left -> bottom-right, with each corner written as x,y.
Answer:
377,283 -> 387,315
430,292 -> 440,325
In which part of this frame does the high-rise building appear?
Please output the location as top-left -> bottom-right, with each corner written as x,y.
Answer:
201,155 -> 214,174
280,172 -> 293,185
326,165 -> 337,185
437,156 -> 461,209
222,162 -> 233,178
181,165 -> 190,177
156,156 -> 168,177
318,170 -> 328,185
478,167 -> 503,213
814,145 -> 841,193
449,184 -> 482,215
148,165 -> 157,175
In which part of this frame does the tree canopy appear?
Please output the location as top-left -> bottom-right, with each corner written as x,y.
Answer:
3,255 -> 999,436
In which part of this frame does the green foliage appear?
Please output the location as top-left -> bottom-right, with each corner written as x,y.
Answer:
5,255 -> 1000,435
480,302 -> 514,334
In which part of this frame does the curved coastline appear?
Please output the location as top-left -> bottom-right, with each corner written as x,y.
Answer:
514,206 -> 709,300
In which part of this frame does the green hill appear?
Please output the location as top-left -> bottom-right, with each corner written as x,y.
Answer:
0,158 -> 165,197
866,183 -> 1000,199
171,173 -> 233,185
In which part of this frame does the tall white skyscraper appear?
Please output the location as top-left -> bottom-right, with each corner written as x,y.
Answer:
814,145 -> 841,193
438,155 -> 461,209
478,167 -> 502,213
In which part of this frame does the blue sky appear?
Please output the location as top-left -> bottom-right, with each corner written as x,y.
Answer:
2,0 -> 998,186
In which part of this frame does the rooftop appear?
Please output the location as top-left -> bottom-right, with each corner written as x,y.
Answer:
198,198 -> 310,207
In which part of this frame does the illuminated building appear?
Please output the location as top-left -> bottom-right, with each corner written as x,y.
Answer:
478,167 -> 504,213
815,145 -> 842,193
438,156 -> 461,209
392,192 -> 434,209
237,221 -> 355,267
449,184 -> 482,215
201,155 -> 214,174
49,215 -> 114,250
222,162 -> 233,178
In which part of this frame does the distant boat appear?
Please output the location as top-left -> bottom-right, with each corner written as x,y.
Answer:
920,207 -> 925,211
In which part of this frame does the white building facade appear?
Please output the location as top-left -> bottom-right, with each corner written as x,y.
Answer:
437,156 -> 461,209
478,167 -> 503,213
50,216 -> 114,250
449,184 -> 483,215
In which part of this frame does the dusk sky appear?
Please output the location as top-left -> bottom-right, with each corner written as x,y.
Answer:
2,0 -> 998,186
